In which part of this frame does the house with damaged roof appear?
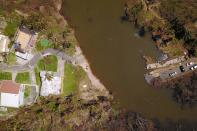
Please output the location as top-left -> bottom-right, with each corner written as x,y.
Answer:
14,26 -> 37,60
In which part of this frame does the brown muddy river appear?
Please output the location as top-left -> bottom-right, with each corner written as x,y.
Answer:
62,0 -> 197,121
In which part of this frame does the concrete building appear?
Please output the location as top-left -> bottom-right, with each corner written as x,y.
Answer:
0,80 -> 24,108
40,71 -> 61,96
0,34 -> 9,53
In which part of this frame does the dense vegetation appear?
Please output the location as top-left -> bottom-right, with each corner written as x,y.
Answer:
0,0 -> 76,55
168,72 -> 197,106
124,0 -> 197,57
123,0 -> 197,107
151,72 -> 197,106
0,95 -> 196,131
159,0 -> 197,56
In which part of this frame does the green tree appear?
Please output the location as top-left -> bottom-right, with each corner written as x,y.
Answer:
21,13 -> 46,32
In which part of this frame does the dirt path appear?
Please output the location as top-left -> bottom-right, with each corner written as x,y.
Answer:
29,70 -> 36,85
12,71 -> 17,81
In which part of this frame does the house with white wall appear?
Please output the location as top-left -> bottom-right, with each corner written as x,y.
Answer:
0,34 -> 9,53
40,71 -> 61,96
0,80 -> 24,108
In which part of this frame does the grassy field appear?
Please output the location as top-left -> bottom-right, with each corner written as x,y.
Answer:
34,67 -> 41,87
63,64 -> 85,96
37,55 -> 57,72
24,86 -> 31,98
15,72 -> 30,84
7,53 -> 16,65
0,72 -> 12,80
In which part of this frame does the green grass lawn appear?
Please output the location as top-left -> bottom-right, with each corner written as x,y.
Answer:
0,72 -> 12,80
15,72 -> 30,84
3,13 -> 21,38
24,86 -> 31,98
35,39 -> 54,51
37,55 -> 57,72
34,67 -> 41,87
4,22 -> 18,38
7,53 -> 16,65
63,64 -> 85,96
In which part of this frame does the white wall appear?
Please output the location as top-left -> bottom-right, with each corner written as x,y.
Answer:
19,87 -> 24,106
0,93 -> 19,108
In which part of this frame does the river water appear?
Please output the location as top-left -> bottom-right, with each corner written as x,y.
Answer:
62,0 -> 197,121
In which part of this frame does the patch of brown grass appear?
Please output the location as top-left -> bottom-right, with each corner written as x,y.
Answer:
161,41 -> 185,57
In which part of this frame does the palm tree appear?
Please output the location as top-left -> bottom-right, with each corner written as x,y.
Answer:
45,72 -> 53,81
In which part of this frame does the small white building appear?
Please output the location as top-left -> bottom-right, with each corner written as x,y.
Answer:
15,51 -> 33,60
0,80 -> 24,108
40,71 -> 61,96
0,34 -> 9,53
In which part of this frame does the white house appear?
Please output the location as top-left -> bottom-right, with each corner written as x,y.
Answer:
15,51 -> 33,60
0,80 -> 24,108
40,71 -> 61,96
0,34 -> 9,53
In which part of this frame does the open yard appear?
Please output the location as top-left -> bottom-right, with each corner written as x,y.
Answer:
0,72 -> 12,80
6,53 -> 16,65
37,55 -> 57,72
35,39 -> 54,51
63,64 -> 85,96
15,72 -> 30,84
